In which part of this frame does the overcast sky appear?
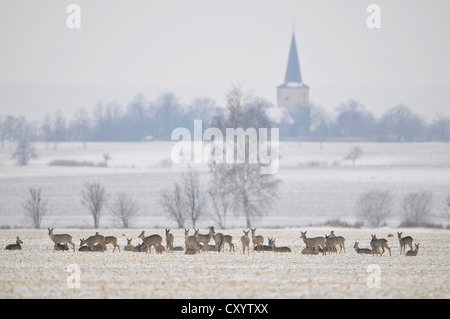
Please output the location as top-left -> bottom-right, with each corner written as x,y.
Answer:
0,0 -> 449,121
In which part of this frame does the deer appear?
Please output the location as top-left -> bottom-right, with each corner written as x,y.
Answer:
214,232 -> 224,252
251,228 -> 264,252
55,243 -> 69,251
353,242 -> 378,256
124,238 -> 134,251
253,242 -> 272,252
48,228 -> 75,252
165,228 -> 174,252
370,234 -> 391,256
398,232 -> 413,255
224,234 -> 235,252
80,233 -> 107,252
194,226 -> 215,247
185,242 -> 201,255
325,235 -> 337,254
138,231 -> 164,254
268,238 -> 291,253
172,246 -> 184,252
406,243 -> 419,257
300,231 -> 325,250
78,240 -> 104,252
5,237 -> 23,251
241,230 -> 250,254
329,231 -> 346,253
105,236 -> 120,252
301,246 -> 319,255
184,229 -> 198,250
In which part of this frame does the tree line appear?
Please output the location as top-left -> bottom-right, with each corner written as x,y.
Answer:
1,92 -> 449,145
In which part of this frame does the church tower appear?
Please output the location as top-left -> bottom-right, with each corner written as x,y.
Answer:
277,30 -> 309,113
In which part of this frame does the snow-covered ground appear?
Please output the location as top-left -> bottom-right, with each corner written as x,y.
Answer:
0,227 -> 449,298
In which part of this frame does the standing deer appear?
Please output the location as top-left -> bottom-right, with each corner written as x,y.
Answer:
353,242 -> 378,256
194,226 -> 215,247
105,236 -> 120,252
214,232 -> 224,252
268,238 -> 291,253
370,234 -> 391,256
48,228 -> 75,252
398,232 -> 413,255
80,233 -> 106,252
300,231 -> 325,250
330,231 -> 346,253
224,234 -> 235,252
166,228 -> 174,252
406,243 -> 419,257
325,235 -> 337,254
251,228 -> 264,252
184,229 -> 198,250
241,230 -> 250,254
138,231 -> 164,254
5,237 -> 23,251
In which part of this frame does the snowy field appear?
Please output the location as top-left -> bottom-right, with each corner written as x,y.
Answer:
0,227 -> 449,299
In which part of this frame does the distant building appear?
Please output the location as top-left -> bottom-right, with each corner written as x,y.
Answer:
277,30 -> 309,113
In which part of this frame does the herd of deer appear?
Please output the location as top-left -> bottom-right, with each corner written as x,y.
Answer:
4,228 -> 420,257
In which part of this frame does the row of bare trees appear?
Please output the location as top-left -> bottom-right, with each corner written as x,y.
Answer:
355,189 -> 448,227
22,184 -> 139,229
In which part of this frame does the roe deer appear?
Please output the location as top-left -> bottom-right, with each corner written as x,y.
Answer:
184,229 -> 198,250
138,231 -> 164,254
214,232 -> 224,252
78,240 -> 104,252
5,237 -> 23,251
194,226 -> 215,247
268,238 -> 291,253
325,235 -> 337,253
253,243 -> 272,252
48,228 -> 75,252
353,242 -> 378,256
330,231 -> 346,253
55,243 -> 69,251
301,246 -> 319,255
224,234 -> 235,252
241,230 -> 250,254
166,228 -> 174,252
398,232 -> 413,255
251,228 -> 264,252
124,238 -> 133,251
80,233 -> 107,252
185,243 -> 201,255
300,231 -> 325,250
406,243 -> 419,257
172,246 -> 184,251
370,234 -> 391,256
105,236 -> 120,252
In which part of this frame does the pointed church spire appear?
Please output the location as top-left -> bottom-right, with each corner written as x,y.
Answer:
284,30 -> 303,84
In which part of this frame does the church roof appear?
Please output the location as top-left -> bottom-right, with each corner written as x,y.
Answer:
280,31 -> 307,88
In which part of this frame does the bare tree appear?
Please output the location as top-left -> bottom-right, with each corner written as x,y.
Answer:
345,146 -> 363,166
355,189 -> 393,227
159,183 -> 186,228
208,166 -> 234,229
402,190 -> 434,226
22,187 -> 49,229
109,192 -> 139,228
81,182 -> 108,228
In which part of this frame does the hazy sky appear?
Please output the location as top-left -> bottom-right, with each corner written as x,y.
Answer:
0,0 -> 449,120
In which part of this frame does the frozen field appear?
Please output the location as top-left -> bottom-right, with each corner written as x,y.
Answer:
0,227 -> 449,299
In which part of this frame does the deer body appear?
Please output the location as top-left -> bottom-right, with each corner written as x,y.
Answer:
194,226 -> 215,247
184,229 -> 198,250
5,237 -> 23,251
214,232 -> 224,252
166,228 -> 174,252
105,236 -> 120,252
300,231 -> 325,249
224,235 -> 235,252
124,238 -> 134,251
241,230 -> 250,254
406,243 -> 419,256
251,228 -> 264,252
48,228 -> 75,252
353,242 -> 378,256
80,234 -> 106,252
370,234 -> 391,256
268,238 -> 291,253
138,231 -> 164,254
398,232 -> 413,255
330,231 -> 346,253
